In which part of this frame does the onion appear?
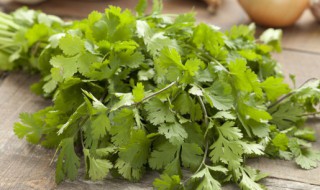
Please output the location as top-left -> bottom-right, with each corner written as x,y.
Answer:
238,0 -> 310,27
311,0 -> 320,22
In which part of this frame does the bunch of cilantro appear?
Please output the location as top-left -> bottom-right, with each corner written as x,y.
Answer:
1,0 -> 320,189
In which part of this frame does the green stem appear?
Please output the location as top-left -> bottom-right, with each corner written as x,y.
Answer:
0,11 -> 13,21
268,78 -> 318,109
117,81 -> 177,110
0,48 -> 15,54
0,17 -> 20,30
198,96 -> 208,126
267,91 -> 294,109
147,133 -> 161,139
0,25 -> 9,30
0,30 -> 14,37
0,36 -> 14,44
193,96 -> 210,175
299,112 -> 320,117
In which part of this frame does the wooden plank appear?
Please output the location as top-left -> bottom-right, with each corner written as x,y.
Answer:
258,178 -> 320,190
273,50 -> 320,86
281,10 -> 320,54
0,72 -> 56,190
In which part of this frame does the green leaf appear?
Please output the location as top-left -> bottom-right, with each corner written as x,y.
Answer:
295,150 -> 320,170
145,99 -> 176,125
50,55 -> 78,80
55,138 -> 80,183
149,141 -> 178,170
119,130 -> 150,168
238,100 -> 272,123
158,122 -> 188,146
132,82 -> 145,102
269,101 -> 304,130
272,133 -> 289,151
240,142 -> 265,155
261,77 -> 290,101
14,112 -> 44,144
217,121 -> 243,141
192,23 -> 225,59
259,28 -> 282,52
136,21 -> 178,56
203,80 -> 234,110
228,59 -> 262,97
25,23 -> 50,45
95,146 -> 117,157
111,93 -> 134,111
181,143 -> 203,170
84,150 -> 113,181
152,0 -> 163,14
239,167 -> 266,190
90,113 -> 110,140
210,135 -> 243,164
59,34 -> 84,56
135,0 -> 148,16
294,128 -> 316,142
110,109 -> 135,146
57,103 -> 87,135
153,174 -> 183,190
191,167 -> 222,190
115,159 -> 144,181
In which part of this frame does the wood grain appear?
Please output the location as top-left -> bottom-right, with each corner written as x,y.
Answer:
0,73 -> 55,190
273,50 -> 320,86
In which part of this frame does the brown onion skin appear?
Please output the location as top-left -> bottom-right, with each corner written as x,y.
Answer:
238,0 -> 310,27
311,0 -> 320,22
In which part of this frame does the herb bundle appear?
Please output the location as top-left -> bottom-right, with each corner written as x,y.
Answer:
0,1 -> 320,189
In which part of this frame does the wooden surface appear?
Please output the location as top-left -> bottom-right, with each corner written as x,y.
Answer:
0,0 -> 320,189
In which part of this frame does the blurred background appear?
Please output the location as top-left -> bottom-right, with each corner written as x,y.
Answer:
0,0 -> 318,29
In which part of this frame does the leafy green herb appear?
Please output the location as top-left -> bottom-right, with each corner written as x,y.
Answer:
0,1 -> 320,189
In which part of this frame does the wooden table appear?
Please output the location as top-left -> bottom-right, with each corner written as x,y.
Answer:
0,0 -> 320,189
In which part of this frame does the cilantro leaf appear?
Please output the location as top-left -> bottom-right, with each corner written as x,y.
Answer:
158,122 -> 188,146
203,80 -> 234,111
59,34 -> 84,56
191,167 -> 222,190
181,143 -> 203,170
260,77 -> 290,101
145,99 -> 176,125
55,138 -> 80,183
153,174 -> 183,190
132,82 -> 145,102
119,130 -> 150,168
149,140 -> 178,170
14,112 -> 44,144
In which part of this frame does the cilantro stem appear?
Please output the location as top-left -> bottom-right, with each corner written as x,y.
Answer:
0,11 -> 13,20
194,97 -> 210,174
0,36 -> 14,44
0,17 -> 20,30
268,78 -> 318,109
197,96 -> 208,127
182,141 -> 209,186
195,141 -> 209,173
299,112 -> 320,117
141,81 -> 177,101
49,146 -> 60,166
117,81 -> 177,110
267,91 -> 295,109
0,30 -> 14,37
